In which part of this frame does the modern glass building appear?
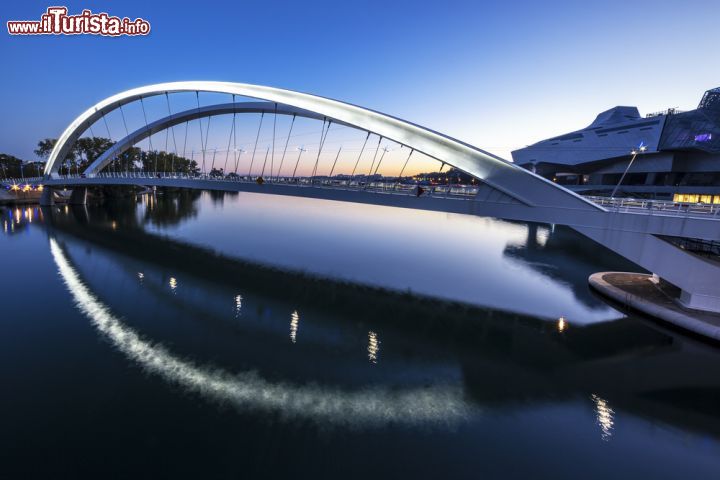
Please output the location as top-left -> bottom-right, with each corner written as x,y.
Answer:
512,87 -> 720,202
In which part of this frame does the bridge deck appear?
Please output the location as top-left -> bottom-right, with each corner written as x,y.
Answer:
5,172 -> 719,241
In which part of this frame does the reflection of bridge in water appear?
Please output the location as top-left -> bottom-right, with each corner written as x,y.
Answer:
503,223 -> 640,310
32,81 -> 720,319
42,204 -> 720,438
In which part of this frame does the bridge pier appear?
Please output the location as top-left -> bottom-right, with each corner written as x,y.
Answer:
679,290 -> 720,313
576,226 -> 720,313
69,187 -> 87,205
580,223 -> 720,340
40,188 -> 54,206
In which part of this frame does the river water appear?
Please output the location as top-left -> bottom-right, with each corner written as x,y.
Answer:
2,190 -> 720,479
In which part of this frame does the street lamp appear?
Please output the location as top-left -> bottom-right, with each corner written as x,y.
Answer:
611,142 -> 647,198
233,148 -> 246,176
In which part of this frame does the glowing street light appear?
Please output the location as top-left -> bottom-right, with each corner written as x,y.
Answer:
611,142 -> 647,198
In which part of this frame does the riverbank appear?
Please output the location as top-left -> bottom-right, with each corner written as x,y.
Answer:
0,189 -> 42,205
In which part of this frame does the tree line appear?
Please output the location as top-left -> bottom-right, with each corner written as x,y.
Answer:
0,137 -> 200,178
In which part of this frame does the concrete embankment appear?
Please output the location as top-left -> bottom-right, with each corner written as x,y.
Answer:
0,189 -> 43,205
590,271 -> 720,341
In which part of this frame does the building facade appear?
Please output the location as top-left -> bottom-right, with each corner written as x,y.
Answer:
512,87 -> 720,202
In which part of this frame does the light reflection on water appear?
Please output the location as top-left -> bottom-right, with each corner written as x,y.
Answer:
592,393 -> 615,441
235,294 -> 243,319
368,331 -> 380,364
290,310 -> 299,343
48,237 -> 471,426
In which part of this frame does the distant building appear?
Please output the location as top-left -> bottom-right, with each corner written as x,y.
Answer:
511,87 -> 720,203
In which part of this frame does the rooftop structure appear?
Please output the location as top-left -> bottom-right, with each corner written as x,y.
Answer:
512,87 -> 720,202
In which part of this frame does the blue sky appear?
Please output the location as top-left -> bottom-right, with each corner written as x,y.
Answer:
2,0 -> 719,162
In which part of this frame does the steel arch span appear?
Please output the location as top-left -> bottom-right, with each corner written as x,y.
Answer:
84,101 -> 351,175
43,81 -> 600,212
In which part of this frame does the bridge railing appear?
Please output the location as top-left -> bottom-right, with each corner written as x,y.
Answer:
585,195 -> 720,218
48,172 -> 482,199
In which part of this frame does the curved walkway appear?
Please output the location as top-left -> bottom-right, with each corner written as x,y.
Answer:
589,272 -> 720,340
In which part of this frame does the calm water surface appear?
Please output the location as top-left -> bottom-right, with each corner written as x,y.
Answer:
2,190 -> 720,479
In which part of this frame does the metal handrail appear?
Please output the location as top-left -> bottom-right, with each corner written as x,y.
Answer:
584,195 -> 720,218
39,172 -> 482,199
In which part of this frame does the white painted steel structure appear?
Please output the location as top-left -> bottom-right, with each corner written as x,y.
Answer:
43,81 -> 601,212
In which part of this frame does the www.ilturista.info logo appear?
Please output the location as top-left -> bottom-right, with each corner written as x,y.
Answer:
7,7 -> 151,36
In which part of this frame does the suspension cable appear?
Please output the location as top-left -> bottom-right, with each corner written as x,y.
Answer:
163,116 -> 169,174
204,115 -> 211,154
101,110 -> 112,140
366,136 -> 383,181
328,146 -> 342,179
260,146 -> 270,178
223,110 -> 235,174
249,112 -> 264,177
165,92 -> 179,173
292,147 -> 306,180
234,148 -> 244,175
395,148 -> 414,189
202,116 -> 212,174
271,103 -> 277,182
118,105 -> 130,174
231,94 -> 238,174
119,104 -> 130,136
140,97 -> 154,174
182,121 -> 189,168
84,123 -> 96,170
139,97 -> 152,151
195,91 -> 206,175
100,109 -> 115,172
210,148 -> 218,173
373,146 -> 389,177
311,118 -> 331,182
276,114 -> 296,180
350,132 -> 371,181
165,93 -> 178,153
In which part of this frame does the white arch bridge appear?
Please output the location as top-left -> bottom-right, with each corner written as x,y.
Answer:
36,81 -> 720,314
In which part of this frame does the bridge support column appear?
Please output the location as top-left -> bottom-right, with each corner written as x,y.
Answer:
40,188 -> 55,206
679,290 -> 720,313
69,187 -> 88,205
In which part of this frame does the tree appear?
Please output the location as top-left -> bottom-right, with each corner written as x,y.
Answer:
35,137 -> 115,174
33,136 -> 200,176
75,137 -> 114,164
140,150 -> 199,175
107,146 -> 142,172
34,138 -> 60,160
0,154 -> 46,179
0,153 -> 23,178
35,137 -> 77,175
